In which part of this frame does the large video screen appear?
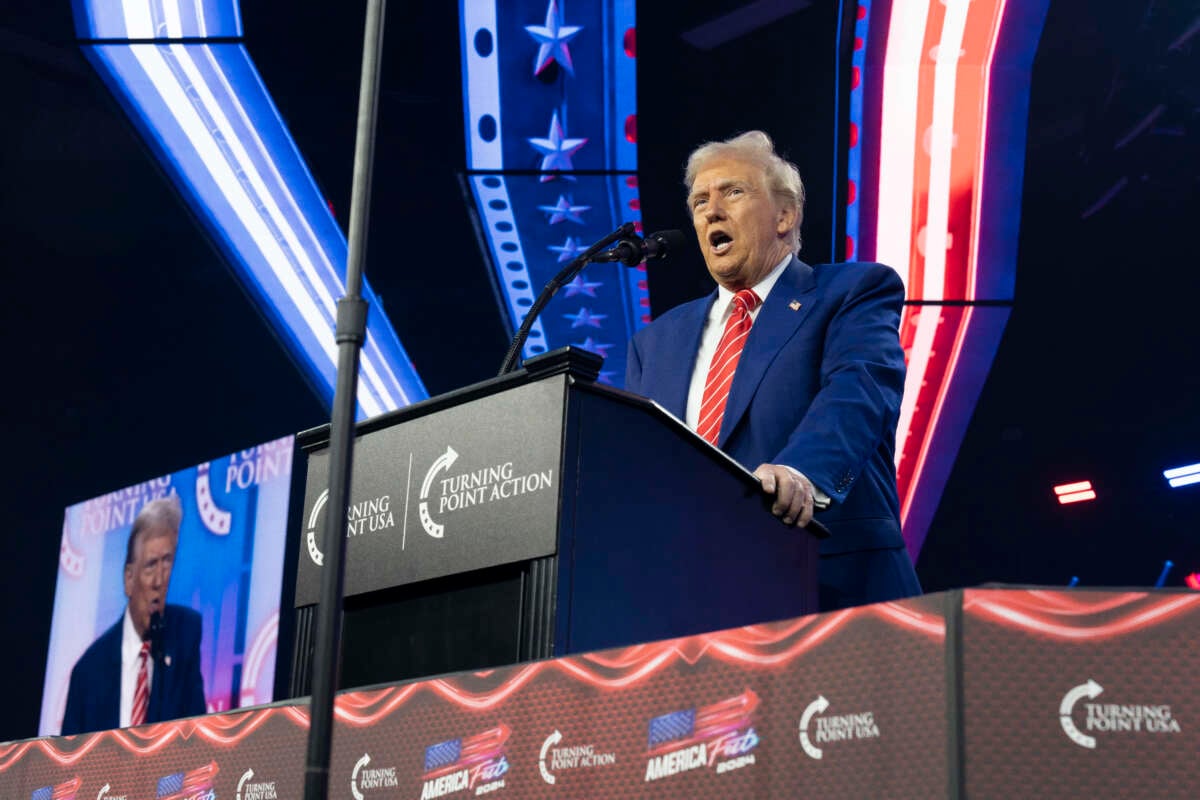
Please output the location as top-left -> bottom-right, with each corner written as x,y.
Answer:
39,435 -> 294,736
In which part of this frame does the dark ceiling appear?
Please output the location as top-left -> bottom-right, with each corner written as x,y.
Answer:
1,0 -> 1197,742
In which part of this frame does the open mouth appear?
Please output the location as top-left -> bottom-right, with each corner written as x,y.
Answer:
709,230 -> 733,255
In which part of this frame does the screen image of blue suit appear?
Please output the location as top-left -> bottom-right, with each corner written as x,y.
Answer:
627,256 -> 922,610
60,603 -> 206,735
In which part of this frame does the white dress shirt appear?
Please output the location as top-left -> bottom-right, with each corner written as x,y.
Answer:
119,607 -> 153,727
685,254 -> 830,507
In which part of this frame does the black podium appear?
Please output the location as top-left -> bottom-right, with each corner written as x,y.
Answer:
289,350 -> 820,695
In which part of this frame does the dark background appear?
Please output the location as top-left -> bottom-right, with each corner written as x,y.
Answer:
1,0 -> 1197,742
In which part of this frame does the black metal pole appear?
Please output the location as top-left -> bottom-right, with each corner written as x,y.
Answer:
302,1 -> 387,798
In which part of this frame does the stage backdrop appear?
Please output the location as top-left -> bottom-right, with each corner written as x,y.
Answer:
38,435 -> 294,736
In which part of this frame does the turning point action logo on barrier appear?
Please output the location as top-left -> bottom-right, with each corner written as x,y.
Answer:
350,753 -> 399,800
798,694 -> 881,760
1059,679 -> 1182,749
643,690 -> 761,783
538,729 -> 617,785
419,725 -> 511,798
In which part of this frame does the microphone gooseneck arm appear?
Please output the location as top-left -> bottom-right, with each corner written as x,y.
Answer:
498,222 -> 637,376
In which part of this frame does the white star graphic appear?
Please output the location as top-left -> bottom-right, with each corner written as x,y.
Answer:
549,236 -> 587,263
538,195 -> 590,224
564,307 -> 607,328
572,337 -> 613,357
563,274 -> 603,296
528,109 -> 587,181
525,0 -> 583,76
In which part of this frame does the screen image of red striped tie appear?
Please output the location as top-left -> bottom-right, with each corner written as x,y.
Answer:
131,640 -> 150,726
697,288 -> 761,445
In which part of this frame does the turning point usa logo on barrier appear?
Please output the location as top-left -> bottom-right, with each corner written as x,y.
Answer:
643,690 -> 761,782
1059,679 -> 1182,749
798,694 -> 881,760
419,724 -> 511,798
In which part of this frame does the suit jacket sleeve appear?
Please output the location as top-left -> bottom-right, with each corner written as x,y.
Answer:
775,264 -> 906,504
625,332 -> 645,395
176,607 -> 207,718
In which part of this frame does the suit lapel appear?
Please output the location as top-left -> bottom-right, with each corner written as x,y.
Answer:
718,258 -> 818,449
657,292 -> 715,419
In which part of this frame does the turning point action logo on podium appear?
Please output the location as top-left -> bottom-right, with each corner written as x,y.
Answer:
418,446 -> 554,540
305,444 -> 554,566
1059,679 -> 1182,749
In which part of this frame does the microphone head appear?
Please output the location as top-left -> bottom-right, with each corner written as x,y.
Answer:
645,229 -> 687,260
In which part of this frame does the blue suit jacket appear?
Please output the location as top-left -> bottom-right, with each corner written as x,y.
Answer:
627,258 -> 921,609
61,603 -> 207,735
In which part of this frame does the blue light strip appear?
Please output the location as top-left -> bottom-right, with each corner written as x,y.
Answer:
1164,463 -> 1200,489
74,1 -> 427,419
460,0 -> 641,384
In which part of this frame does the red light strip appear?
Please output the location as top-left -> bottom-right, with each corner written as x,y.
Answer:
965,592 -> 1200,640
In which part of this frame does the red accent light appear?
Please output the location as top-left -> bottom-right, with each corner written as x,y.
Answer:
637,280 -> 648,290
845,236 -> 855,259
1057,490 -> 1096,505
1186,573 -> 1200,590
628,198 -> 640,211
641,314 -> 651,323
639,298 -> 650,307
851,66 -> 861,90
848,122 -> 859,148
624,114 -> 637,144
857,6 -> 867,20
847,180 -> 857,205
633,221 -> 644,234
1054,481 -> 1093,495
854,36 -> 864,51
625,176 -> 638,188
623,27 -> 636,58
1055,480 -> 1096,505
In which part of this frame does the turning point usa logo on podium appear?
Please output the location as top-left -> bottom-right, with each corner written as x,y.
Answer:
295,380 -> 566,606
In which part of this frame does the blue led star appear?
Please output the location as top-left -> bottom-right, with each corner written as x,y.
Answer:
549,236 -> 586,263
563,274 -> 603,296
538,195 -> 590,224
525,0 -> 583,76
564,307 -> 607,328
573,337 -> 613,357
528,109 -> 587,181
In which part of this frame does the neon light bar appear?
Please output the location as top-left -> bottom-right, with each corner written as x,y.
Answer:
1186,573 -> 1200,591
1164,462 -> 1200,488
74,2 -> 427,419
1054,481 -> 1096,505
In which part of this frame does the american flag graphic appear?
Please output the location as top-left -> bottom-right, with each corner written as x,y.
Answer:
647,689 -> 760,754
156,761 -> 219,800
422,724 -> 511,780
29,776 -> 80,800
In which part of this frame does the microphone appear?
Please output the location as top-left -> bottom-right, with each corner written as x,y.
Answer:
148,610 -> 165,661
592,229 -> 687,266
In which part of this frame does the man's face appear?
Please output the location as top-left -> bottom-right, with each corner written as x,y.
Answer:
124,527 -> 177,638
688,155 -> 796,291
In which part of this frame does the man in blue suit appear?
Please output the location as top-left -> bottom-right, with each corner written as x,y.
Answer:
61,497 -> 206,735
626,131 -> 921,611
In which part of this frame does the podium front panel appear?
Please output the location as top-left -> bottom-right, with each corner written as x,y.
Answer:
296,377 -> 567,605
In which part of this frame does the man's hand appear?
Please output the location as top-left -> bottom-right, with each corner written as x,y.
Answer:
753,464 -> 815,528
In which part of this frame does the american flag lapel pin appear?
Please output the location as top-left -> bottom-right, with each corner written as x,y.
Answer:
789,300 -> 801,311
165,655 -> 172,667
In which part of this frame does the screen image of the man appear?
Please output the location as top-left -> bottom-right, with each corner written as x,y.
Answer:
60,496 -> 206,735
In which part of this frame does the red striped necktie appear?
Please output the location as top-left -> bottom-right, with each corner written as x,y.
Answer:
697,288 -> 761,445
131,640 -> 150,726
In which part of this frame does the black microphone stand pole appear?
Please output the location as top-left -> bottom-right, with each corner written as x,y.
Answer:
303,1 -> 386,797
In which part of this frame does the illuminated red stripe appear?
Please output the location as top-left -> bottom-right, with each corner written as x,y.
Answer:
1057,490 -> 1096,505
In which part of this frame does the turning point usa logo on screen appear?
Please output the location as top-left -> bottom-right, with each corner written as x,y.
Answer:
420,724 -> 511,798
643,690 -> 761,782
